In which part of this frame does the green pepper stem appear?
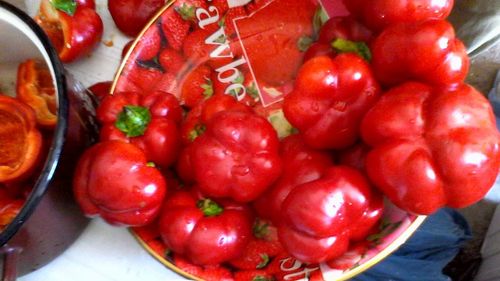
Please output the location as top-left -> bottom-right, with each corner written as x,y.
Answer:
115,105 -> 152,138
197,199 -> 223,217
50,0 -> 77,16
332,38 -> 372,61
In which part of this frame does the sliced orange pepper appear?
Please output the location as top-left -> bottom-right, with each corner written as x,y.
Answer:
0,95 -> 43,183
16,59 -> 57,128
0,199 -> 23,230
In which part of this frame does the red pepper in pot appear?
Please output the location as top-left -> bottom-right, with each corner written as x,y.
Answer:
0,95 -> 43,183
16,59 -> 57,128
343,0 -> 454,32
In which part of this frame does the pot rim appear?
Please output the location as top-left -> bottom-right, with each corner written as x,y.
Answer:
0,0 -> 69,246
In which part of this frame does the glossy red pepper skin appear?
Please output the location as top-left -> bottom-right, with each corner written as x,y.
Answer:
176,143 -> 197,185
73,141 -> 167,226
361,82 -> 500,215
343,0 -> 454,32
305,16 -> 373,62
158,191 -> 252,265
88,81 -> 112,102
338,142 -> 370,172
318,16 -> 374,44
176,95 -> 252,184
279,166 -> 384,263
75,0 -> 95,9
180,94 -> 252,145
283,54 -> 381,149
371,20 -> 469,88
190,111 -> 282,203
253,135 -> 333,223
36,0 -> 103,63
0,187 -> 27,230
304,43 -> 336,62
97,91 -> 182,168
108,0 -> 165,37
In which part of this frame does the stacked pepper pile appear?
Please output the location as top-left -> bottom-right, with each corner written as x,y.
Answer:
48,0 -> 500,280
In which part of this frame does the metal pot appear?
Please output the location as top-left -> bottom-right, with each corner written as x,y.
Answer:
0,1 -> 97,279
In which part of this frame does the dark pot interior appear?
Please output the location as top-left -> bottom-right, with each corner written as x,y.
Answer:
0,1 -> 97,277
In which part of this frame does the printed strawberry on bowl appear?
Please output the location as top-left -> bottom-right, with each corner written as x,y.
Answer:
102,0 -> 497,280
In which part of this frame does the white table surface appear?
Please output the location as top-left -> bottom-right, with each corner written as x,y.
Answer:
20,207 -> 500,280
18,219 -> 186,281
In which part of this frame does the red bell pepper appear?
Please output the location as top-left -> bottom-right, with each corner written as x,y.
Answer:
338,142 -> 370,172
0,199 -> 23,231
73,140 -> 167,226
283,53 -> 381,149
97,91 -> 182,169
16,59 -> 57,128
0,188 -> 25,231
190,110 -> 282,202
253,135 -> 333,223
35,0 -> 103,63
278,166 -> 384,263
158,190 -> 252,265
361,82 -> 500,215
180,94 -> 252,144
0,180 -> 35,231
371,20 -> 469,88
319,16 -> 374,44
75,0 -> 95,9
108,0 -> 164,37
176,94 -> 252,184
175,145 -> 197,185
0,199 -> 24,230
304,16 -> 373,62
87,81 -> 112,103
343,0 -> 454,32
0,95 -> 42,183
228,218 -> 284,270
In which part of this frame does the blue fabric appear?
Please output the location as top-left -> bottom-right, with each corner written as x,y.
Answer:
486,70 -> 500,202
351,208 -> 472,281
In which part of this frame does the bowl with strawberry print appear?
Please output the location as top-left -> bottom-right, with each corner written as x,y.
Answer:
0,1 -> 98,279
95,0 -> 499,280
